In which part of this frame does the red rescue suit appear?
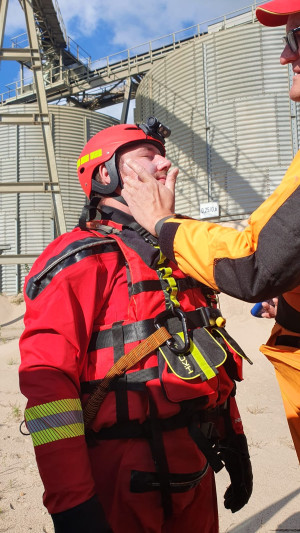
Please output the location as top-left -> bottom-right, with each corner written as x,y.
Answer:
19,215 -> 250,533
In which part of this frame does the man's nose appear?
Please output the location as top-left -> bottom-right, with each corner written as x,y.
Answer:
280,43 -> 299,65
156,155 -> 171,170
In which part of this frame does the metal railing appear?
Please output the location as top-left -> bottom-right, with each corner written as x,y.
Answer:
10,31 -> 91,63
53,0 -> 67,43
0,3 -> 259,105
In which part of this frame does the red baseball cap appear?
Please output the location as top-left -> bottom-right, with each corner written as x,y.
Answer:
256,0 -> 300,26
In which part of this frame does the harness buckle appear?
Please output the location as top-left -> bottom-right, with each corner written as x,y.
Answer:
154,308 -> 190,354
197,306 -> 226,328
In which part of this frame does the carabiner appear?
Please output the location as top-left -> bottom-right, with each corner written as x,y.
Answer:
154,307 -> 190,354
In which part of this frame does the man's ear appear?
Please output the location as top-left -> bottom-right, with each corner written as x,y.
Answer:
98,163 -> 111,185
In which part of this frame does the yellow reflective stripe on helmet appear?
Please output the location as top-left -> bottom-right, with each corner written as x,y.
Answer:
25,398 -> 82,421
77,149 -> 102,169
31,423 -> 84,447
90,149 -> 102,160
176,332 -> 217,380
80,154 -> 90,165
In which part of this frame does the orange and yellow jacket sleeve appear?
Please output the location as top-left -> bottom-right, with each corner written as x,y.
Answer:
259,286 -> 300,463
158,151 -> 300,302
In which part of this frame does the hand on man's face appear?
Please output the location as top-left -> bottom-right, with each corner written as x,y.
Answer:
121,159 -> 178,236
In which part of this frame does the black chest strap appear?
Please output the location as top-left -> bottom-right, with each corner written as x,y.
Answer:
276,295 -> 300,333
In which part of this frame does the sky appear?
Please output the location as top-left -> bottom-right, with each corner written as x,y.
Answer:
1,0 -> 269,121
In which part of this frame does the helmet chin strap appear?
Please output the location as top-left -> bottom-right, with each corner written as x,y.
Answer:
91,153 -> 128,206
112,195 -> 128,206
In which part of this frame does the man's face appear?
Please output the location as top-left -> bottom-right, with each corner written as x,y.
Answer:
281,13 -> 300,101
118,142 -> 171,186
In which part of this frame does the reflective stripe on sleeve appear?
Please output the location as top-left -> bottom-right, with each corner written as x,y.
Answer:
25,398 -> 84,447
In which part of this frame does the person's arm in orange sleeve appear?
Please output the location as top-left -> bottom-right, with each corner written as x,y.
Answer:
122,154 -> 300,301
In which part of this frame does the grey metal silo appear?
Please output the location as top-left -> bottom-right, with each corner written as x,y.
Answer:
135,16 -> 295,222
0,105 -> 118,293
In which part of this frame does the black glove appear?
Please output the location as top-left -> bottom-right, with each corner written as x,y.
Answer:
219,433 -> 253,513
51,495 -> 113,533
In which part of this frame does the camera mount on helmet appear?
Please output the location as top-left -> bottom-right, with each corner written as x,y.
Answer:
138,116 -> 171,144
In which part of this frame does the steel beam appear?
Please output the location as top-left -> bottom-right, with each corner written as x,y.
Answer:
0,0 -> 9,49
22,0 -> 66,235
0,181 -> 60,193
120,77 -> 132,124
0,48 -> 39,60
0,113 -> 49,124
0,255 -> 39,265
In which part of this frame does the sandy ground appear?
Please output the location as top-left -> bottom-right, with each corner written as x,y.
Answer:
0,292 -> 299,533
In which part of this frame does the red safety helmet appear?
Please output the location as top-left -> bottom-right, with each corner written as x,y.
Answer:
77,118 -> 169,198
256,0 -> 300,26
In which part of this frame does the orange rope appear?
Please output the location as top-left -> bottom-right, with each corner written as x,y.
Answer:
83,326 -> 171,429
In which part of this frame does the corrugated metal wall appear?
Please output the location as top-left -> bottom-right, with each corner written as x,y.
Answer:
135,20 -> 295,220
0,106 -> 118,293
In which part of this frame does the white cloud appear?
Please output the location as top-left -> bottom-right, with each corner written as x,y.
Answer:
2,0 -> 260,65
4,0 -> 26,35
59,0 -> 249,48
2,0 -> 256,52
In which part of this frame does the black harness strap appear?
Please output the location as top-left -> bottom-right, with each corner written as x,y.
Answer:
148,393 -> 173,520
88,309 -> 213,352
79,197 -> 100,229
127,221 -> 159,246
130,465 -> 209,494
85,405 -> 227,441
81,367 -> 159,394
131,277 -> 208,296
85,408 -> 192,442
188,416 -> 224,473
275,335 -> 300,348
88,318 -> 155,351
276,295 -> 300,333
111,322 -> 129,423
86,402 -> 227,495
